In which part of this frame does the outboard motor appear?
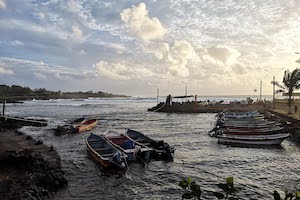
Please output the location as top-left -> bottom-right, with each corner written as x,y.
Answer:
163,142 -> 174,156
216,120 -> 225,127
111,151 -> 124,167
215,130 -> 224,136
150,140 -> 164,150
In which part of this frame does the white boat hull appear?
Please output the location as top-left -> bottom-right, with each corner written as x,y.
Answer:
217,133 -> 290,145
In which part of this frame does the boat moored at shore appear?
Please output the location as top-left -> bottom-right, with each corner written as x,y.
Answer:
210,111 -> 290,146
86,133 -> 127,169
217,133 -> 290,146
125,128 -> 175,160
104,129 -> 152,163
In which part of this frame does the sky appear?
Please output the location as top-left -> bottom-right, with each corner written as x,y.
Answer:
0,0 -> 300,97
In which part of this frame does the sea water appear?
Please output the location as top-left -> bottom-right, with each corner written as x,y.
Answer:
4,97 -> 300,199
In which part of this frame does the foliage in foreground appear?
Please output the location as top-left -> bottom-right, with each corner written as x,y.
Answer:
179,176 -> 239,199
213,176 -> 239,199
179,176 -> 300,200
179,177 -> 201,200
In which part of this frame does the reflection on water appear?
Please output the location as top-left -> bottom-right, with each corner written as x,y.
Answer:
6,97 -> 300,199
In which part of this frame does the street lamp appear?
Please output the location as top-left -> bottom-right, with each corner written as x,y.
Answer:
156,87 -> 159,105
181,81 -> 188,96
265,68 -> 284,109
152,86 -> 159,105
258,75 -> 268,101
148,82 -> 159,105
259,80 -> 262,101
182,80 -> 191,96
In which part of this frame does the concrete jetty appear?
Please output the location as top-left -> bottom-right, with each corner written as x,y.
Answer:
0,130 -> 67,199
0,115 -> 48,127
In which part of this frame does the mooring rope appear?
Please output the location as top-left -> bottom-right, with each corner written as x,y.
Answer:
152,102 -> 166,112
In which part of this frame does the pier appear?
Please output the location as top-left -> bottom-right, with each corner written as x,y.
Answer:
0,115 -> 48,128
0,130 -> 67,199
148,95 -> 266,113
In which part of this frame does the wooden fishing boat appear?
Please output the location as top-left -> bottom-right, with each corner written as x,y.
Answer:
219,122 -> 282,129
212,126 -> 285,136
217,133 -> 290,146
55,117 -> 86,135
125,129 -> 175,160
217,118 -> 276,125
72,117 -> 86,124
217,111 -> 263,119
215,119 -> 279,129
72,118 -> 98,133
86,133 -> 127,169
104,129 -> 152,162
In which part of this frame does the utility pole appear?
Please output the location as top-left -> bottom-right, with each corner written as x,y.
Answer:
2,100 -> 6,115
156,87 -> 159,105
265,69 -> 283,109
182,80 -> 190,96
259,80 -> 262,101
272,76 -> 275,109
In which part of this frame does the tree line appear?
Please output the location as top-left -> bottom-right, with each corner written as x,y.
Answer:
0,84 -> 127,101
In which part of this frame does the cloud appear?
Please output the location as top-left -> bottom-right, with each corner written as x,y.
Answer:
0,57 -> 96,81
140,40 -> 198,77
0,66 -> 14,75
0,0 -> 6,9
34,72 -> 47,80
94,61 -> 129,80
11,40 -> 24,46
0,0 -> 299,96
119,4 -> 200,78
231,63 -> 250,74
35,12 -> 45,20
207,46 -> 241,65
72,25 -> 83,38
120,3 -> 166,42
79,50 -> 86,55
94,60 -> 153,80
166,40 -> 198,77
67,0 -> 78,13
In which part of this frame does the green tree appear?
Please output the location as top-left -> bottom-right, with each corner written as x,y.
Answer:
272,68 -> 300,114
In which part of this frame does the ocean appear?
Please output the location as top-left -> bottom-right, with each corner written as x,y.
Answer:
4,96 -> 300,199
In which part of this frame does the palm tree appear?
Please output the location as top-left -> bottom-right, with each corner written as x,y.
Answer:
272,68 -> 300,114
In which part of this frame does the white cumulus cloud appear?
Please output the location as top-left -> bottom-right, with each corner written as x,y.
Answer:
34,72 -> 47,80
94,61 -> 153,80
79,50 -> 86,55
0,0 -> 6,9
207,45 -> 241,66
0,67 -> 14,75
72,25 -> 83,38
120,3 -> 166,42
11,40 -> 24,46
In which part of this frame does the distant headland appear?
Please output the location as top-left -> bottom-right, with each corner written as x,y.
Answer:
0,84 -> 129,103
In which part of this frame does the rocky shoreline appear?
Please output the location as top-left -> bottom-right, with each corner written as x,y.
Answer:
0,127 -> 67,199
